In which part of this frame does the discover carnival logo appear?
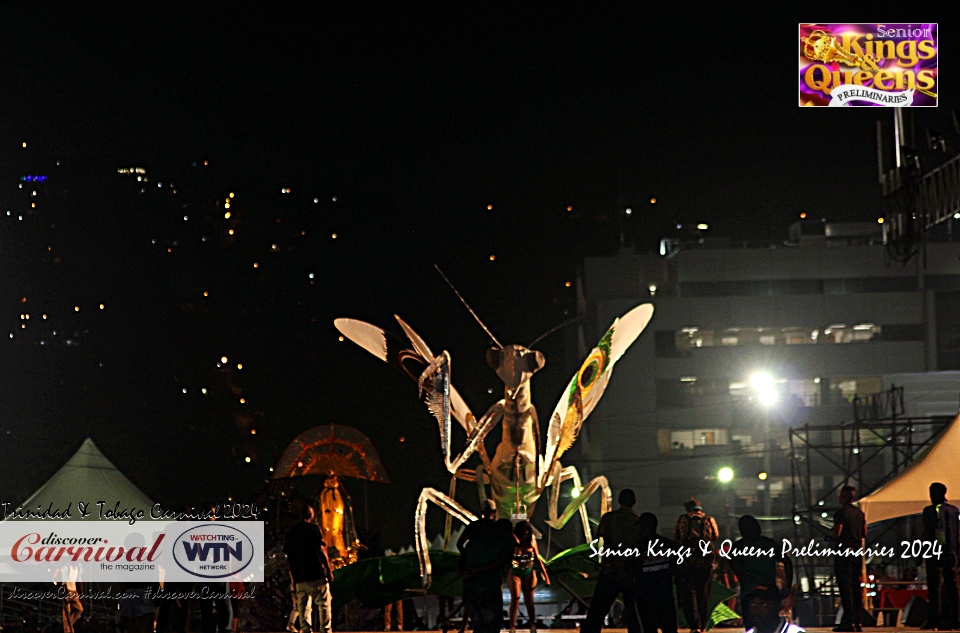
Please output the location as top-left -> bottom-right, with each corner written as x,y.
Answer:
173,523 -> 255,579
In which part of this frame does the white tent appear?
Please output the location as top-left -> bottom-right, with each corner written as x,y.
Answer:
859,411 -> 960,524
5,437 -> 155,521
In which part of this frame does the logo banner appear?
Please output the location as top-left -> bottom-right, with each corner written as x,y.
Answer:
0,521 -> 264,582
799,23 -> 938,107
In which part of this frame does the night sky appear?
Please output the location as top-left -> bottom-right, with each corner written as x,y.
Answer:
0,8 -> 956,548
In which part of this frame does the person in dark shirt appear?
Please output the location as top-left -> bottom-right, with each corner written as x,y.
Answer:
283,505 -> 333,633
458,500 -> 498,555
583,489 -> 642,633
831,485 -> 865,633
730,515 -> 793,632
459,515 -> 514,633
634,512 -> 679,633
921,482 -> 960,630
455,499 -> 498,632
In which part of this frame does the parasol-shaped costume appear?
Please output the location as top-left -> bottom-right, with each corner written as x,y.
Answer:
273,424 -> 389,568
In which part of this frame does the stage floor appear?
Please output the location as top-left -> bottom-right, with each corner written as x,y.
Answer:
274,630 -> 960,633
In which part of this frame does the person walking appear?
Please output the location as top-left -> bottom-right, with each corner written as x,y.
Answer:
583,489 -> 642,633
507,520 -> 550,633
455,500 -> 500,632
458,514 -> 515,633
283,505 -> 334,633
673,498 -> 720,633
922,482 -> 960,630
634,512 -> 679,633
730,515 -> 793,632
831,485 -> 865,633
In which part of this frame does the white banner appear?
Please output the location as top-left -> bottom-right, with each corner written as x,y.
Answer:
828,86 -> 915,107
0,521 -> 264,583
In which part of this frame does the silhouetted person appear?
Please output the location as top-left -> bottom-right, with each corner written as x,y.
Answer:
634,512 -> 679,633
457,500 -> 498,554
674,498 -> 719,633
458,514 -> 514,633
284,505 -> 333,633
157,506 -> 193,633
583,489 -> 641,633
730,515 -> 793,632
455,500 -> 499,632
743,586 -> 805,633
831,485 -> 865,632
118,534 -> 156,633
922,482 -> 960,630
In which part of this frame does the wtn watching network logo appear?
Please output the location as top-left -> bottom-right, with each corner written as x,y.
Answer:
174,524 -> 256,579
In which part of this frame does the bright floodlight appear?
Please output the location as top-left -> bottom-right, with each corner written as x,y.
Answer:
750,371 -> 778,406
718,467 -> 734,483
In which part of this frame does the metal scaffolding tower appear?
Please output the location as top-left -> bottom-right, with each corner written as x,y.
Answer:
789,386 -> 953,625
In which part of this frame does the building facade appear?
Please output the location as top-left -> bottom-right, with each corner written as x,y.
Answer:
576,221 -> 960,538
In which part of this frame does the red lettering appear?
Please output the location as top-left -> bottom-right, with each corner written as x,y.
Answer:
147,534 -> 165,561
126,547 -> 146,561
12,533 -> 40,561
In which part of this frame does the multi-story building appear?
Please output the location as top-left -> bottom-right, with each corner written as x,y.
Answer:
575,220 -> 960,538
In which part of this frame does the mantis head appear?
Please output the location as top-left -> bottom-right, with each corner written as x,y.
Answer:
486,344 -> 545,390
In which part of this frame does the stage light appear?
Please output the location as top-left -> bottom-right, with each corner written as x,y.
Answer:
718,467 -> 734,483
750,372 -> 778,406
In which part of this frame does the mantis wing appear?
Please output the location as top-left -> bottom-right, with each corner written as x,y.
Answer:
539,303 -> 654,488
333,317 -> 478,434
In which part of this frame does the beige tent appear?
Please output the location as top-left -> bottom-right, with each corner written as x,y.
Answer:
859,411 -> 960,524
5,437 -> 155,521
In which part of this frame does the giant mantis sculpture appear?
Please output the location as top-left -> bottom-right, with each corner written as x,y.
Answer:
335,279 -> 653,586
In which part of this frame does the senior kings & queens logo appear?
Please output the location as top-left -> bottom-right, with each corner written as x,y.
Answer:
799,24 -> 937,107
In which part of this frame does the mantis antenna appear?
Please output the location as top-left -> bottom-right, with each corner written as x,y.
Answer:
434,264 -> 503,349
527,311 -> 596,348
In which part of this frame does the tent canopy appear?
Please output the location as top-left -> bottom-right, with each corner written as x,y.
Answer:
859,411 -> 960,524
6,437 -> 155,521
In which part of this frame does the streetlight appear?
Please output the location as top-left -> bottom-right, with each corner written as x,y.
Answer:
718,467 -> 736,538
750,371 -> 778,517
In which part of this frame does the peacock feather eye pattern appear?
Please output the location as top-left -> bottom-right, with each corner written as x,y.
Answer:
576,325 -> 614,394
